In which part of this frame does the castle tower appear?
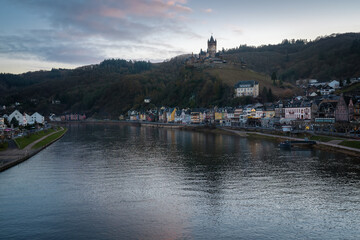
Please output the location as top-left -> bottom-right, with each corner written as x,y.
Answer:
207,35 -> 217,58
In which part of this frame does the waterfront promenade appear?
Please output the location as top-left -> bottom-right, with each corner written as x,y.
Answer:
0,128 -> 66,172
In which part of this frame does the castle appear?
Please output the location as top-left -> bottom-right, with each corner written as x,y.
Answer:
187,35 -> 224,65
207,35 -> 217,58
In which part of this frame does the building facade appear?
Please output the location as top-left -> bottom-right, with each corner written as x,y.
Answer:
234,80 -> 259,97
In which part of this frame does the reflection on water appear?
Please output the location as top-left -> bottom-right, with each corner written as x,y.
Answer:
1,124 -> 360,240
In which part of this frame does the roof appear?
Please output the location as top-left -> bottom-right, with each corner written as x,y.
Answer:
234,80 -> 259,88
208,35 -> 216,43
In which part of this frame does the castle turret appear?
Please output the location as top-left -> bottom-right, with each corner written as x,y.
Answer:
207,35 -> 217,58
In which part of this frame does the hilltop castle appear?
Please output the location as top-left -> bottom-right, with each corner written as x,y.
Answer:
187,35 -> 225,65
207,35 -> 217,58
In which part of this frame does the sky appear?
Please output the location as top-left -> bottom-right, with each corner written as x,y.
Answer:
1,0 -> 360,74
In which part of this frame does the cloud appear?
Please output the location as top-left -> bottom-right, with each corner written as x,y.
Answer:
227,24 -> 244,35
1,0 -> 197,66
202,8 -> 213,13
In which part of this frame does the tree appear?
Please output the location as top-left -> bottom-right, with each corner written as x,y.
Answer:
10,117 -> 19,128
271,72 -> 277,86
347,78 -> 351,85
267,88 -> 273,102
261,87 -> 268,102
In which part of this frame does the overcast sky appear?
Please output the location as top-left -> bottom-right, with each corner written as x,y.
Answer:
1,0 -> 360,73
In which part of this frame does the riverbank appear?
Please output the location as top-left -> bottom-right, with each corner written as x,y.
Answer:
220,127 -> 360,157
0,127 -> 67,172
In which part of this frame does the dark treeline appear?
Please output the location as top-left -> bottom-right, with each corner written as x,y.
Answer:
0,58 -> 239,118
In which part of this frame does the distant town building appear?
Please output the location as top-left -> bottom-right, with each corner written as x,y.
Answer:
0,117 -> 5,130
234,80 -> 259,97
335,95 -> 350,122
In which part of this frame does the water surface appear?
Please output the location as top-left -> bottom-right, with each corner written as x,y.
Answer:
1,124 -> 360,239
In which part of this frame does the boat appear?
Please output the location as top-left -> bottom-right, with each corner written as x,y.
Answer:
279,140 -> 292,149
279,140 -> 316,149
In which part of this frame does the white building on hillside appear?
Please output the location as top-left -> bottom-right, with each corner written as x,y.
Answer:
328,80 -> 340,89
234,80 -> 259,97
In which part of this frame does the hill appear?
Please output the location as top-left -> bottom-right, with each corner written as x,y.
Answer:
223,32 -> 360,82
0,59 -> 296,118
1,32 -> 360,119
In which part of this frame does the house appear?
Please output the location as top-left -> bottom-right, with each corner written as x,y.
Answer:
275,101 -> 285,118
28,112 -> 45,125
354,101 -> 360,122
348,99 -> 354,121
285,103 -> 311,120
128,110 -> 139,121
264,104 -> 275,118
191,110 -> 201,124
309,79 -> 318,85
234,80 -> 259,97
328,80 -> 340,89
335,95 -> 349,122
158,108 -> 167,122
214,110 -> 224,123
166,108 -> 177,123
175,110 -> 182,123
0,117 -> 5,130
8,110 -> 26,126
316,100 -> 337,122
182,109 -> 192,124
320,85 -> 335,95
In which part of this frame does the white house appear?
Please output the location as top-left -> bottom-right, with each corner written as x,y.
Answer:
328,80 -> 340,89
29,112 -> 45,124
8,110 -> 25,126
320,85 -> 335,95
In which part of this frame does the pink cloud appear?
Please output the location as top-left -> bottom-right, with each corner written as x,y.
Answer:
203,8 -> 213,13
100,0 -> 192,19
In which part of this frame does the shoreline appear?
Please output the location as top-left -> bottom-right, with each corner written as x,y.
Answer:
61,120 -> 360,157
0,128 -> 68,172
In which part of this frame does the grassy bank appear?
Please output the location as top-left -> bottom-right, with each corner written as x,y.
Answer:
309,135 -> 340,142
31,129 -> 67,149
14,129 -> 56,149
339,141 -> 360,149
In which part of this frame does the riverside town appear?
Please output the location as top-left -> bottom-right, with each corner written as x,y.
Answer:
1,18 -> 360,239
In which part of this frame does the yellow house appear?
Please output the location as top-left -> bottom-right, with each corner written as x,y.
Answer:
215,112 -> 223,121
168,108 -> 177,122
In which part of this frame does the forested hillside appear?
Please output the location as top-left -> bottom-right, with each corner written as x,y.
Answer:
1,33 -> 359,119
223,33 -> 360,81
1,57 -> 291,118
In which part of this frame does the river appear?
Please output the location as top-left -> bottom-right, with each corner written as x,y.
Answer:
1,124 -> 360,240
